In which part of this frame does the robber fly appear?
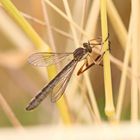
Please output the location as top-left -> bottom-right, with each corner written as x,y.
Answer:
26,37 -> 109,111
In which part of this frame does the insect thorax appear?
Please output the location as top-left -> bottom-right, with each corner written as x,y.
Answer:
73,48 -> 87,61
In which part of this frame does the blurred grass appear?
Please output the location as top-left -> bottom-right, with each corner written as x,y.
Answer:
0,0 -> 139,128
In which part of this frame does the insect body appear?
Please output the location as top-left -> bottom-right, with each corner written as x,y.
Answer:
26,38 -> 107,111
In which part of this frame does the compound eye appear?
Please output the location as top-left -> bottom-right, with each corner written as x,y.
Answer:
83,42 -> 86,46
83,42 -> 88,47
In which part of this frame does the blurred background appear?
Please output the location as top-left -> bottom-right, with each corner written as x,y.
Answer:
1,0 -> 139,131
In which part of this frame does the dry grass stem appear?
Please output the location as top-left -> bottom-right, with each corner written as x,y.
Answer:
107,0 -> 127,49
22,11 -> 74,40
84,0 -> 100,39
116,13 -> 133,121
0,93 -> 23,129
62,0 -> 79,47
79,0 -> 87,40
100,0 -> 115,119
21,12 -> 46,26
130,0 -> 139,122
41,0 -> 56,51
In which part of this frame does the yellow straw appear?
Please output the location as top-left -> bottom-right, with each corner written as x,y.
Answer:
100,0 -> 115,120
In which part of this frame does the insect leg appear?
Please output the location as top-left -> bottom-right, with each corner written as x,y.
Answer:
77,51 -> 106,75
77,58 -> 89,75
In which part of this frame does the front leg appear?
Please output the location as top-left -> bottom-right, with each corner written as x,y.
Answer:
77,58 -> 89,76
77,52 -> 106,76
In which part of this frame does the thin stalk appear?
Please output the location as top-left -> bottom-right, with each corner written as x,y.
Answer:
44,0 -> 89,38
51,26 -> 74,40
21,12 -> 46,26
100,0 -> 115,120
107,0 -> 127,49
21,12 -> 74,40
79,0 -> 87,40
131,0 -> 139,123
0,93 -> 24,130
62,0 -> 79,47
85,0 -> 100,39
116,12 -> 133,121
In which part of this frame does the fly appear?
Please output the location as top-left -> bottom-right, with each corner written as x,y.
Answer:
26,37 -> 109,111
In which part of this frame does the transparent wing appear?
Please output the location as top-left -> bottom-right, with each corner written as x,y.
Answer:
28,52 -> 73,67
51,60 -> 77,102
